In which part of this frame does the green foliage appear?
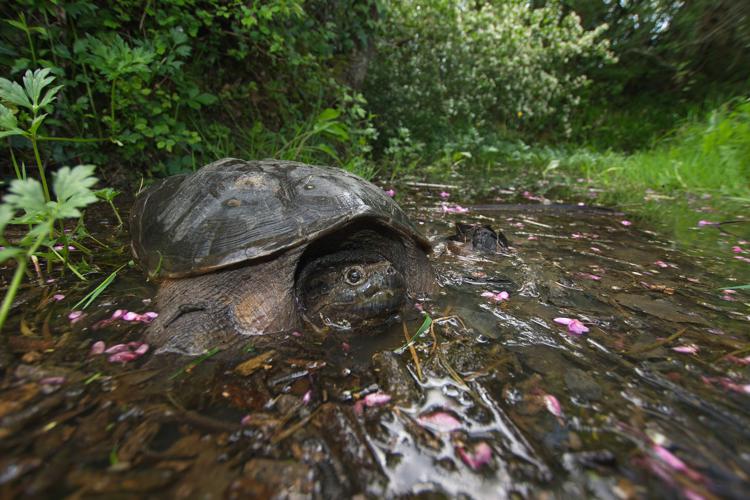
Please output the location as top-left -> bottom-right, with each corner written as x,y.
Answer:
523,98 -> 750,203
0,0 -> 383,176
559,1 -> 750,95
366,0 -> 613,153
0,165 -> 99,331
0,68 -> 69,199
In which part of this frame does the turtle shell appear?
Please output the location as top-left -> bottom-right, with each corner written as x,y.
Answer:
130,158 -> 431,278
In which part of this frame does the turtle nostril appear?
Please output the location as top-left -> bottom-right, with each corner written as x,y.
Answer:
385,265 -> 396,275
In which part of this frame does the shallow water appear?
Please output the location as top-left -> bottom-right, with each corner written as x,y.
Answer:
1,180 -> 749,498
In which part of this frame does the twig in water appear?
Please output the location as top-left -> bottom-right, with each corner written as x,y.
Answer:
625,328 -> 686,355
403,320 -> 423,381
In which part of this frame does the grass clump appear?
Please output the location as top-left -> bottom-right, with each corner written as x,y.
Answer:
563,98 -> 750,204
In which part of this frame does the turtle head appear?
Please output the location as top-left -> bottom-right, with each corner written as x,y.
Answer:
298,254 -> 407,330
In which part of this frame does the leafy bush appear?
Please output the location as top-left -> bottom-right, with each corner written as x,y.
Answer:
0,1 -> 382,176
557,98 -> 750,200
365,0 -> 613,152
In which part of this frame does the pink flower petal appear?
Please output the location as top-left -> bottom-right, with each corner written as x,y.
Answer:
481,291 -> 509,302
104,344 -> 130,354
732,246 -> 743,254
134,343 -> 150,356
417,411 -> 462,432
554,317 -> 588,334
567,319 -> 589,334
122,311 -> 139,321
302,390 -> 312,405
353,399 -> 365,416
52,294 -> 65,301
439,191 -> 450,199
108,351 -> 138,364
68,310 -> 84,323
724,355 -> 750,365
620,220 -> 632,226
697,220 -> 717,227
652,445 -> 703,482
544,394 -> 563,418
90,341 -> 106,355
441,203 -> 469,214
654,260 -> 669,268
39,376 -> 66,385
705,376 -> 750,395
385,189 -> 396,197
578,272 -> 601,281
672,344 -> 699,354
457,442 -> 493,470
653,445 -> 687,471
363,392 -> 391,407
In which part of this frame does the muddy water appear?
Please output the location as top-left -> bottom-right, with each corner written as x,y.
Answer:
1,184 -> 749,498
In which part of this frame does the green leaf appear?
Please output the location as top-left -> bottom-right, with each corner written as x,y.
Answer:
22,68 -> 55,108
0,204 -> 14,235
314,143 -> 340,162
52,165 -> 98,218
0,104 -> 17,130
321,123 -> 349,140
38,84 -> 63,108
0,246 -> 23,264
0,77 -> 32,109
194,92 -> 217,105
721,284 -> 750,291
94,187 -> 119,202
4,177 -> 47,218
5,19 -> 28,32
0,129 -> 24,139
23,219 -> 53,244
28,113 -> 47,135
316,108 -> 341,123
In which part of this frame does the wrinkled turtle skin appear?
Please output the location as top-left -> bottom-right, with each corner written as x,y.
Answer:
131,158 -> 433,355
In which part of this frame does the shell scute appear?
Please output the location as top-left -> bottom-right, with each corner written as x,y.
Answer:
131,159 -> 429,278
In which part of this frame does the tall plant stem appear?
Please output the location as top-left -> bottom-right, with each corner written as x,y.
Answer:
0,230 -> 47,332
110,79 -> 117,128
8,143 -> 22,180
24,25 -> 37,65
30,133 -> 51,202
38,136 -> 109,143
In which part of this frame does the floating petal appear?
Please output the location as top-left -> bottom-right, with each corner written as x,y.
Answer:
417,411 -> 462,432
457,442 -> 493,470
544,394 -> 563,418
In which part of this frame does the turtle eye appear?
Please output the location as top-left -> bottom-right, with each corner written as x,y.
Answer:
345,266 -> 365,286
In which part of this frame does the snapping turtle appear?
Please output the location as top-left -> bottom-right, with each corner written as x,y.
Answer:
131,158 -> 433,355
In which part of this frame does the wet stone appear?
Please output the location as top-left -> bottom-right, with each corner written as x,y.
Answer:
311,403 -> 387,497
516,345 -> 568,377
563,369 -> 602,401
371,351 -> 421,403
227,458 -> 317,499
